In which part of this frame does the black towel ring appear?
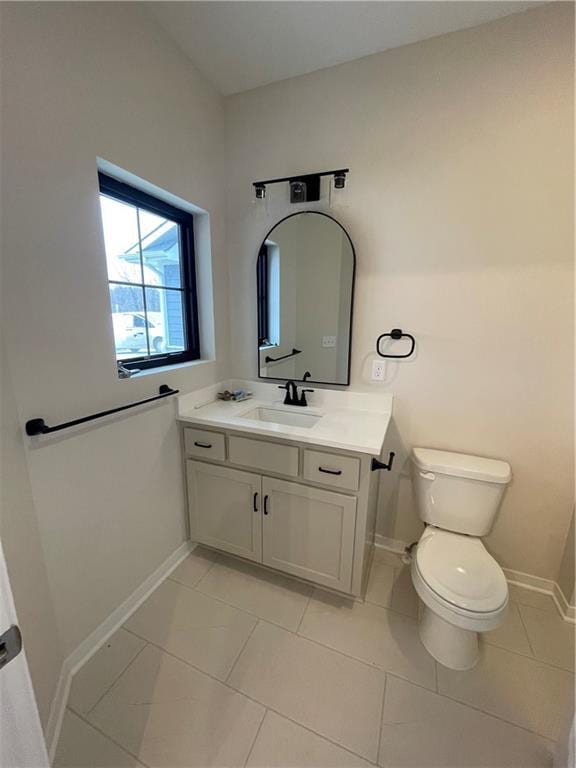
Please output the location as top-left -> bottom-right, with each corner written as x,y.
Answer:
376,328 -> 416,359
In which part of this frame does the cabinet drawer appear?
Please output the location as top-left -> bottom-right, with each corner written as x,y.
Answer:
303,450 -> 360,491
229,436 -> 299,477
184,428 -> 226,462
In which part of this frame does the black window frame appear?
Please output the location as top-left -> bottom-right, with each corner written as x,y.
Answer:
99,172 -> 200,371
257,244 -> 269,346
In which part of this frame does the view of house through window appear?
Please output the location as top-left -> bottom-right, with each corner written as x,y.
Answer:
98,173 -> 199,370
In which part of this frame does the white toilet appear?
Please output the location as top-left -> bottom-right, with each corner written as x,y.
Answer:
410,447 -> 512,671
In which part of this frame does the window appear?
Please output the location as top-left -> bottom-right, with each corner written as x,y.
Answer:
257,241 -> 280,348
98,173 -> 199,371
257,244 -> 269,345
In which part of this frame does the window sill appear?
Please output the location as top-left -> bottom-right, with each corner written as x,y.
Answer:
120,358 -> 214,380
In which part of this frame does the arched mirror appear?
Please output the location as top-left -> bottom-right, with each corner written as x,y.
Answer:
257,211 -> 355,386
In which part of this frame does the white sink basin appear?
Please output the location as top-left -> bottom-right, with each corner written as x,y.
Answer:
241,406 -> 321,429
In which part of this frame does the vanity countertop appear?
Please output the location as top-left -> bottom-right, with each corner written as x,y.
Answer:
177,382 -> 393,456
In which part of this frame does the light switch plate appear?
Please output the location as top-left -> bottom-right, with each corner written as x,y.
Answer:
371,360 -> 386,381
322,336 -> 337,348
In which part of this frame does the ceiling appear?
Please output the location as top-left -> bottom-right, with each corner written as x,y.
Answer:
148,1 -> 544,96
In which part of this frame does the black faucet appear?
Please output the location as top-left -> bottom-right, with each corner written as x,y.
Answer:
278,380 -> 314,407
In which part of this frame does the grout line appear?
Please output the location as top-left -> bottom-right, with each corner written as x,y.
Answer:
204,548 -> 327,597
74,623 -> 557,761
404,668 -> 560,743
242,707 -> 268,767
291,625 -> 391,673
89,633 -> 559,762
164,555 -> 315,633
363,595 -> 418,621
429,691 -> 559,744
106,631 -> 250,690
293,625 -> 435,692
296,594 -> 574,677
160,546 -> 408,634
73,639 -> 149,720
507,580 -> 566,621
121,624 -> 147,641
295,591 -> 313,634
482,629 -> 574,674
225,618 -> 260,684
126,569 -> 572,693
168,551 -> 219,590
375,673 -> 388,764
66,708 -> 154,768
126,548 -> 571,676
91,628 -> 382,765
240,705 -> 381,765
490,604 -> 536,659
69,553 -> 570,762
514,604 -> 576,667
515,597 -> 576,625
186,563 -> 417,630
104,628 -> 381,763
193,580 -> 313,632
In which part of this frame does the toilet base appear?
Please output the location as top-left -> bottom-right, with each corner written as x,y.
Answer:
419,606 -> 479,670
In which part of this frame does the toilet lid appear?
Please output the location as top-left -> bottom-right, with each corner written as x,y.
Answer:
415,530 -> 508,613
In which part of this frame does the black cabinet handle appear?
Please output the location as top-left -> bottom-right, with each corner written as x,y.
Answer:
253,492 -> 259,512
194,441 -> 212,449
318,467 -> 343,476
263,495 -> 269,515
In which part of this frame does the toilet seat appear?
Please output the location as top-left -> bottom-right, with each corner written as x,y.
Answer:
415,528 -> 508,614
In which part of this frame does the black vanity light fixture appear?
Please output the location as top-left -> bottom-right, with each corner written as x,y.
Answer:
333,171 -> 347,189
253,168 -> 348,203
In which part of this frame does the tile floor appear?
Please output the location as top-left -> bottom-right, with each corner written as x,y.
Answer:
55,547 -> 575,768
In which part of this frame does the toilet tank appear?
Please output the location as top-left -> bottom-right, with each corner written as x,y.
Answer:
411,448 -> 512,536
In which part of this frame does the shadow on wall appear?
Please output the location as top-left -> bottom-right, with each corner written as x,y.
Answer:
376,418 -> 424,547
557,509 -> 575,606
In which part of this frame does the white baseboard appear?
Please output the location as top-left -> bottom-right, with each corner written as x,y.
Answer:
374,538 -> 576,624
502,566 -> 555,593
45,540 -> 194,762
44,663 -> 73,765
554,582 -> 576,622
502,567 -> 575,624
374,534 -> 408,554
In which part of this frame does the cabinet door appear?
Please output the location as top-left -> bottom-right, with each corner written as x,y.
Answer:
187,461 -> 262,562
262,478 -> 356,593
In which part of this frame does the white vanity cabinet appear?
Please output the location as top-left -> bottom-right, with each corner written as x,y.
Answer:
183,426 -> 382,597
261,477 -> 357,592
186,462 -> 262,562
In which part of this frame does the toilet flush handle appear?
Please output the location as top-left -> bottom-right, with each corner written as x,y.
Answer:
418,470 -> 436,481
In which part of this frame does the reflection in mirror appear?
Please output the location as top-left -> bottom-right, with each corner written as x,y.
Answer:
257,212 -> 355,386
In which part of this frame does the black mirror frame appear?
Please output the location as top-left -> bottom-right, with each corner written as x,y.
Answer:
256,210 -> 356,388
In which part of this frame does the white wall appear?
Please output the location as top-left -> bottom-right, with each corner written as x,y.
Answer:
0,338 -> 64,726
225,3 -> 574,580
0,0 -> 229,712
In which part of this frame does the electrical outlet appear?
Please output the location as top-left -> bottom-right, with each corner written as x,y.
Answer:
371,360 -> 386,382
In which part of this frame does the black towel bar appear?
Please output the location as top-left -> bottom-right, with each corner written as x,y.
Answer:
265,348 -> 301,364
25,385 -> 179,436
